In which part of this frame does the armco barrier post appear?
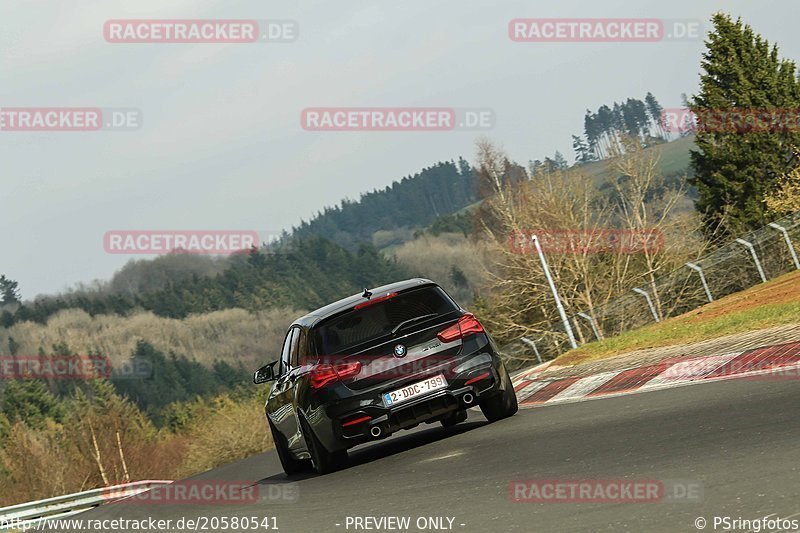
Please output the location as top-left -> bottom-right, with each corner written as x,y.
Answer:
632,287 -> 660,323
577,312 -> 602,341
686,262 -> 713,302
520,337 -> 543,364
768,222 -> 800,270
735,238 -> 767,283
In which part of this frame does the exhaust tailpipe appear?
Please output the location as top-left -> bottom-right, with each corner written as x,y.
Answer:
370,426 -> 382,438
462,392 -> 474,405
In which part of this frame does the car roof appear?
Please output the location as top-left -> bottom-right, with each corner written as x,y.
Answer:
293,278 -> 439,327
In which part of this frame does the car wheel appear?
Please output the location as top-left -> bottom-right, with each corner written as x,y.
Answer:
479,367 -> 519,422
268,419 -> 307,476
440,409 -> 468,428
299,417 -> 347,475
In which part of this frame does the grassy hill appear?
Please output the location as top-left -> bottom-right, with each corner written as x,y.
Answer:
576,135 -> 695,182
455,135 -> 696,218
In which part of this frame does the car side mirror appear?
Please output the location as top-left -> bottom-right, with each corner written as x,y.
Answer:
254,361 -> 278,384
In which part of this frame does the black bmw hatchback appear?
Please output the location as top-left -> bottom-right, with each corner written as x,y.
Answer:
253,278 -> 518,475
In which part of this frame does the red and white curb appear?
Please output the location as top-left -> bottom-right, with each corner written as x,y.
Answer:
511,341 -> 800,408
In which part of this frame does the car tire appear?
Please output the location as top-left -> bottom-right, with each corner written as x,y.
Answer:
479,367 -> 518,422
299,417 -> 347,475
268,419 -> 307,476
440,409 -> 468,428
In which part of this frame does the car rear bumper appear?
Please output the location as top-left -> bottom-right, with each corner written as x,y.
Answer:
354,385 -> 483,439
310,354 -> 507,451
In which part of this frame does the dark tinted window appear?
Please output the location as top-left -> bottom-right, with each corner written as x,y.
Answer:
313,286 -> 458,355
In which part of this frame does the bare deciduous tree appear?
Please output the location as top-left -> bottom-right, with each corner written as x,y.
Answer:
473,137 -> 709,353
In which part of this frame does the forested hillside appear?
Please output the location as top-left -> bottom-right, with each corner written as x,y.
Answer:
292,159 -> 478,248
3,237 -> 409,326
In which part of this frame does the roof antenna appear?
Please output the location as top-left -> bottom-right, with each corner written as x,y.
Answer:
362,288 -> 372,299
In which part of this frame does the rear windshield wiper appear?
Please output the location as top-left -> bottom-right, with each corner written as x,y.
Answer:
391,313 -> 438,336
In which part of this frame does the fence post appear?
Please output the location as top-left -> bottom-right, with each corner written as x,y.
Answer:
632,287 -> 660,322
531,235 -> 578,350
520,337 -> 543,364
768,222 -> 800,270
735,238 -> 767,283
686,262 -> 713,302
577,312 -> 602,341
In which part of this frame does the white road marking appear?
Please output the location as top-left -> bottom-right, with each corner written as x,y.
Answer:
423,451 -> 465,462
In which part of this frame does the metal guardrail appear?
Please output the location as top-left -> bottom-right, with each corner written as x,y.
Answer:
0,480 -> 172,532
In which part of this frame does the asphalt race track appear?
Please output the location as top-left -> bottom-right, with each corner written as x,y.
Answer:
61,377 -> 800,533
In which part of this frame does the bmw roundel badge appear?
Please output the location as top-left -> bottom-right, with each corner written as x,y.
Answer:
393,344 -> 407,358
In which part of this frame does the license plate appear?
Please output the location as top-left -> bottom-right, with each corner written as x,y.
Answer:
383,375 -> 448,407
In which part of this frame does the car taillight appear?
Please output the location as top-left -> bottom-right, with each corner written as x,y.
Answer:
354,291 -> 397,310
437,313 -> 485,343
310,361 -> 362,389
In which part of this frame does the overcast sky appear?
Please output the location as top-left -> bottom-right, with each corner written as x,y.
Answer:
1,0 -> 797,298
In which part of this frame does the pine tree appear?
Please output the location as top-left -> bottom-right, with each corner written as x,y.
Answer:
689,13 -> 800,234
0,379 -> 65,429
645,92 -> 665,139
584,111 -> 600,159
7,336 -> 19,355
572,135 -> 594,163
0,275 -> 20,305
553,151 -> 568,170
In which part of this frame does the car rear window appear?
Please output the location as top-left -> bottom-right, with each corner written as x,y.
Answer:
312,286 -> 459,356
